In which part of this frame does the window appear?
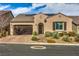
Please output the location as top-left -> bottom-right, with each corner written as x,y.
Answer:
53,22 -> 66,30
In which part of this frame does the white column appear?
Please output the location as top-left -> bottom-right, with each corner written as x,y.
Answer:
33,24 -> 38,34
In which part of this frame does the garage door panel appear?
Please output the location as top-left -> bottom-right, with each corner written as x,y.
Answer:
14,25 -> 32,35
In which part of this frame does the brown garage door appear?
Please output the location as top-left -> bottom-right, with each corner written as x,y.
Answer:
14,25 -> 32,35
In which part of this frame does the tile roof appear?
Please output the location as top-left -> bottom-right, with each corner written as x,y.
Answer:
11,13 -> 56,23
11,13 -> 79,25
11,14 -> 34,23
72,16 -> 79,25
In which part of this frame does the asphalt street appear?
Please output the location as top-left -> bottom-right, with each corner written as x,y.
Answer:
0,44 -> 79,56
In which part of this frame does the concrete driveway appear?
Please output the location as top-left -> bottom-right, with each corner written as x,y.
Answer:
0,35 -> 32,43
0,35 -> 47,43
0,44 -> 79,56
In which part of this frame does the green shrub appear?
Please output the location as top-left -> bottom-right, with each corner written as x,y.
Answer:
59,32 -> 64,37
59,32 -> 68,37
62,32 -> 68,35
2,30 -> 6,37
52,32 -> 59,39
47,39 -> 56,43
68,32 -> 76,37
75,34 -> 79,42
32,31 -> 38,36
76,34 -> 79,37
0,33 -> 2,38
68,37 -> 73,42
31,36 -> 39,41
64,37 -> 74,42
75,37 -> 79,42
62,35 -> 69,42
6,31 -> 9,36
45,32 -> 52,37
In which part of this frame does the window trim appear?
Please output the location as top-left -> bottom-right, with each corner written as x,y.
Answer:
53,21 -> 66,31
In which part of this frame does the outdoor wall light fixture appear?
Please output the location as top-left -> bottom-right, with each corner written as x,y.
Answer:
44,19 -> 47,23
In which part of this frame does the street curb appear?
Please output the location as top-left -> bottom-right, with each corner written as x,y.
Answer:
0,42 -> 79,46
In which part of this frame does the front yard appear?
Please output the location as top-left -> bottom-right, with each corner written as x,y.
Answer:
0,31 -> 79,44
31,31 -> 79,44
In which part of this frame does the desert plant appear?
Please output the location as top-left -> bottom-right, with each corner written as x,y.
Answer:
52,32 -> 60,39
75,34 -> 79,42
62,35 -> 69,42
47,39 -> 56,43
45,31 -> 52,37
2,30 -> 6,37
59,32 -> 64,37
31,36 -> 39,41
62,31 -> 68,35
32,31 -> 38,36
6,31 -> 9,36
59,32 -> 68,37
68,37 -> 74,42
0,32 -> 2,38
68,32 -> 76,37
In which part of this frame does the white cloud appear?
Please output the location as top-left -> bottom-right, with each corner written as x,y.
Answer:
31,3 -> 62,14
41,3 -> 67,13
9,3 -> 79,16
11,7 -> 31,16
11,4 -> 46,16
32,3 -> 79,16
32,3 -> 46,8
0,5 -> 10,10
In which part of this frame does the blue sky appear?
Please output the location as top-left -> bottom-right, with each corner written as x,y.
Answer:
0,3 -> 79,16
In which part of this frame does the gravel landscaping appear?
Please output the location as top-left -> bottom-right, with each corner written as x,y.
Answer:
0,31 -> 79,44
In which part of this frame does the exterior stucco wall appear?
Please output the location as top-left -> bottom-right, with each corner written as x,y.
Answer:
33,14 -> 48,34
77,26 -> 79,33
33,13 -> 73,34
72,23 -> 77,33
44,14 -> 73,33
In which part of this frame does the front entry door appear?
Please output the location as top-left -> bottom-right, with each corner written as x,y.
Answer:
38,23 -> 44,34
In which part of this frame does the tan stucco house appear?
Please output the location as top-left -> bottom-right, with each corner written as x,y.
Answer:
10,13 -> 79,35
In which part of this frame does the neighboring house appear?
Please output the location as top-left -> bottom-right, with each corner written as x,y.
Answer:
0,11 -> 14,33
10,13 -> 79,35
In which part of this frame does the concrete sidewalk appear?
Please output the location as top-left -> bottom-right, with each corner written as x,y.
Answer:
0,42 -> 79,46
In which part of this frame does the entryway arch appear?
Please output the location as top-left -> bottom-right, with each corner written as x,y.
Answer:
38,23 -> 44,34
